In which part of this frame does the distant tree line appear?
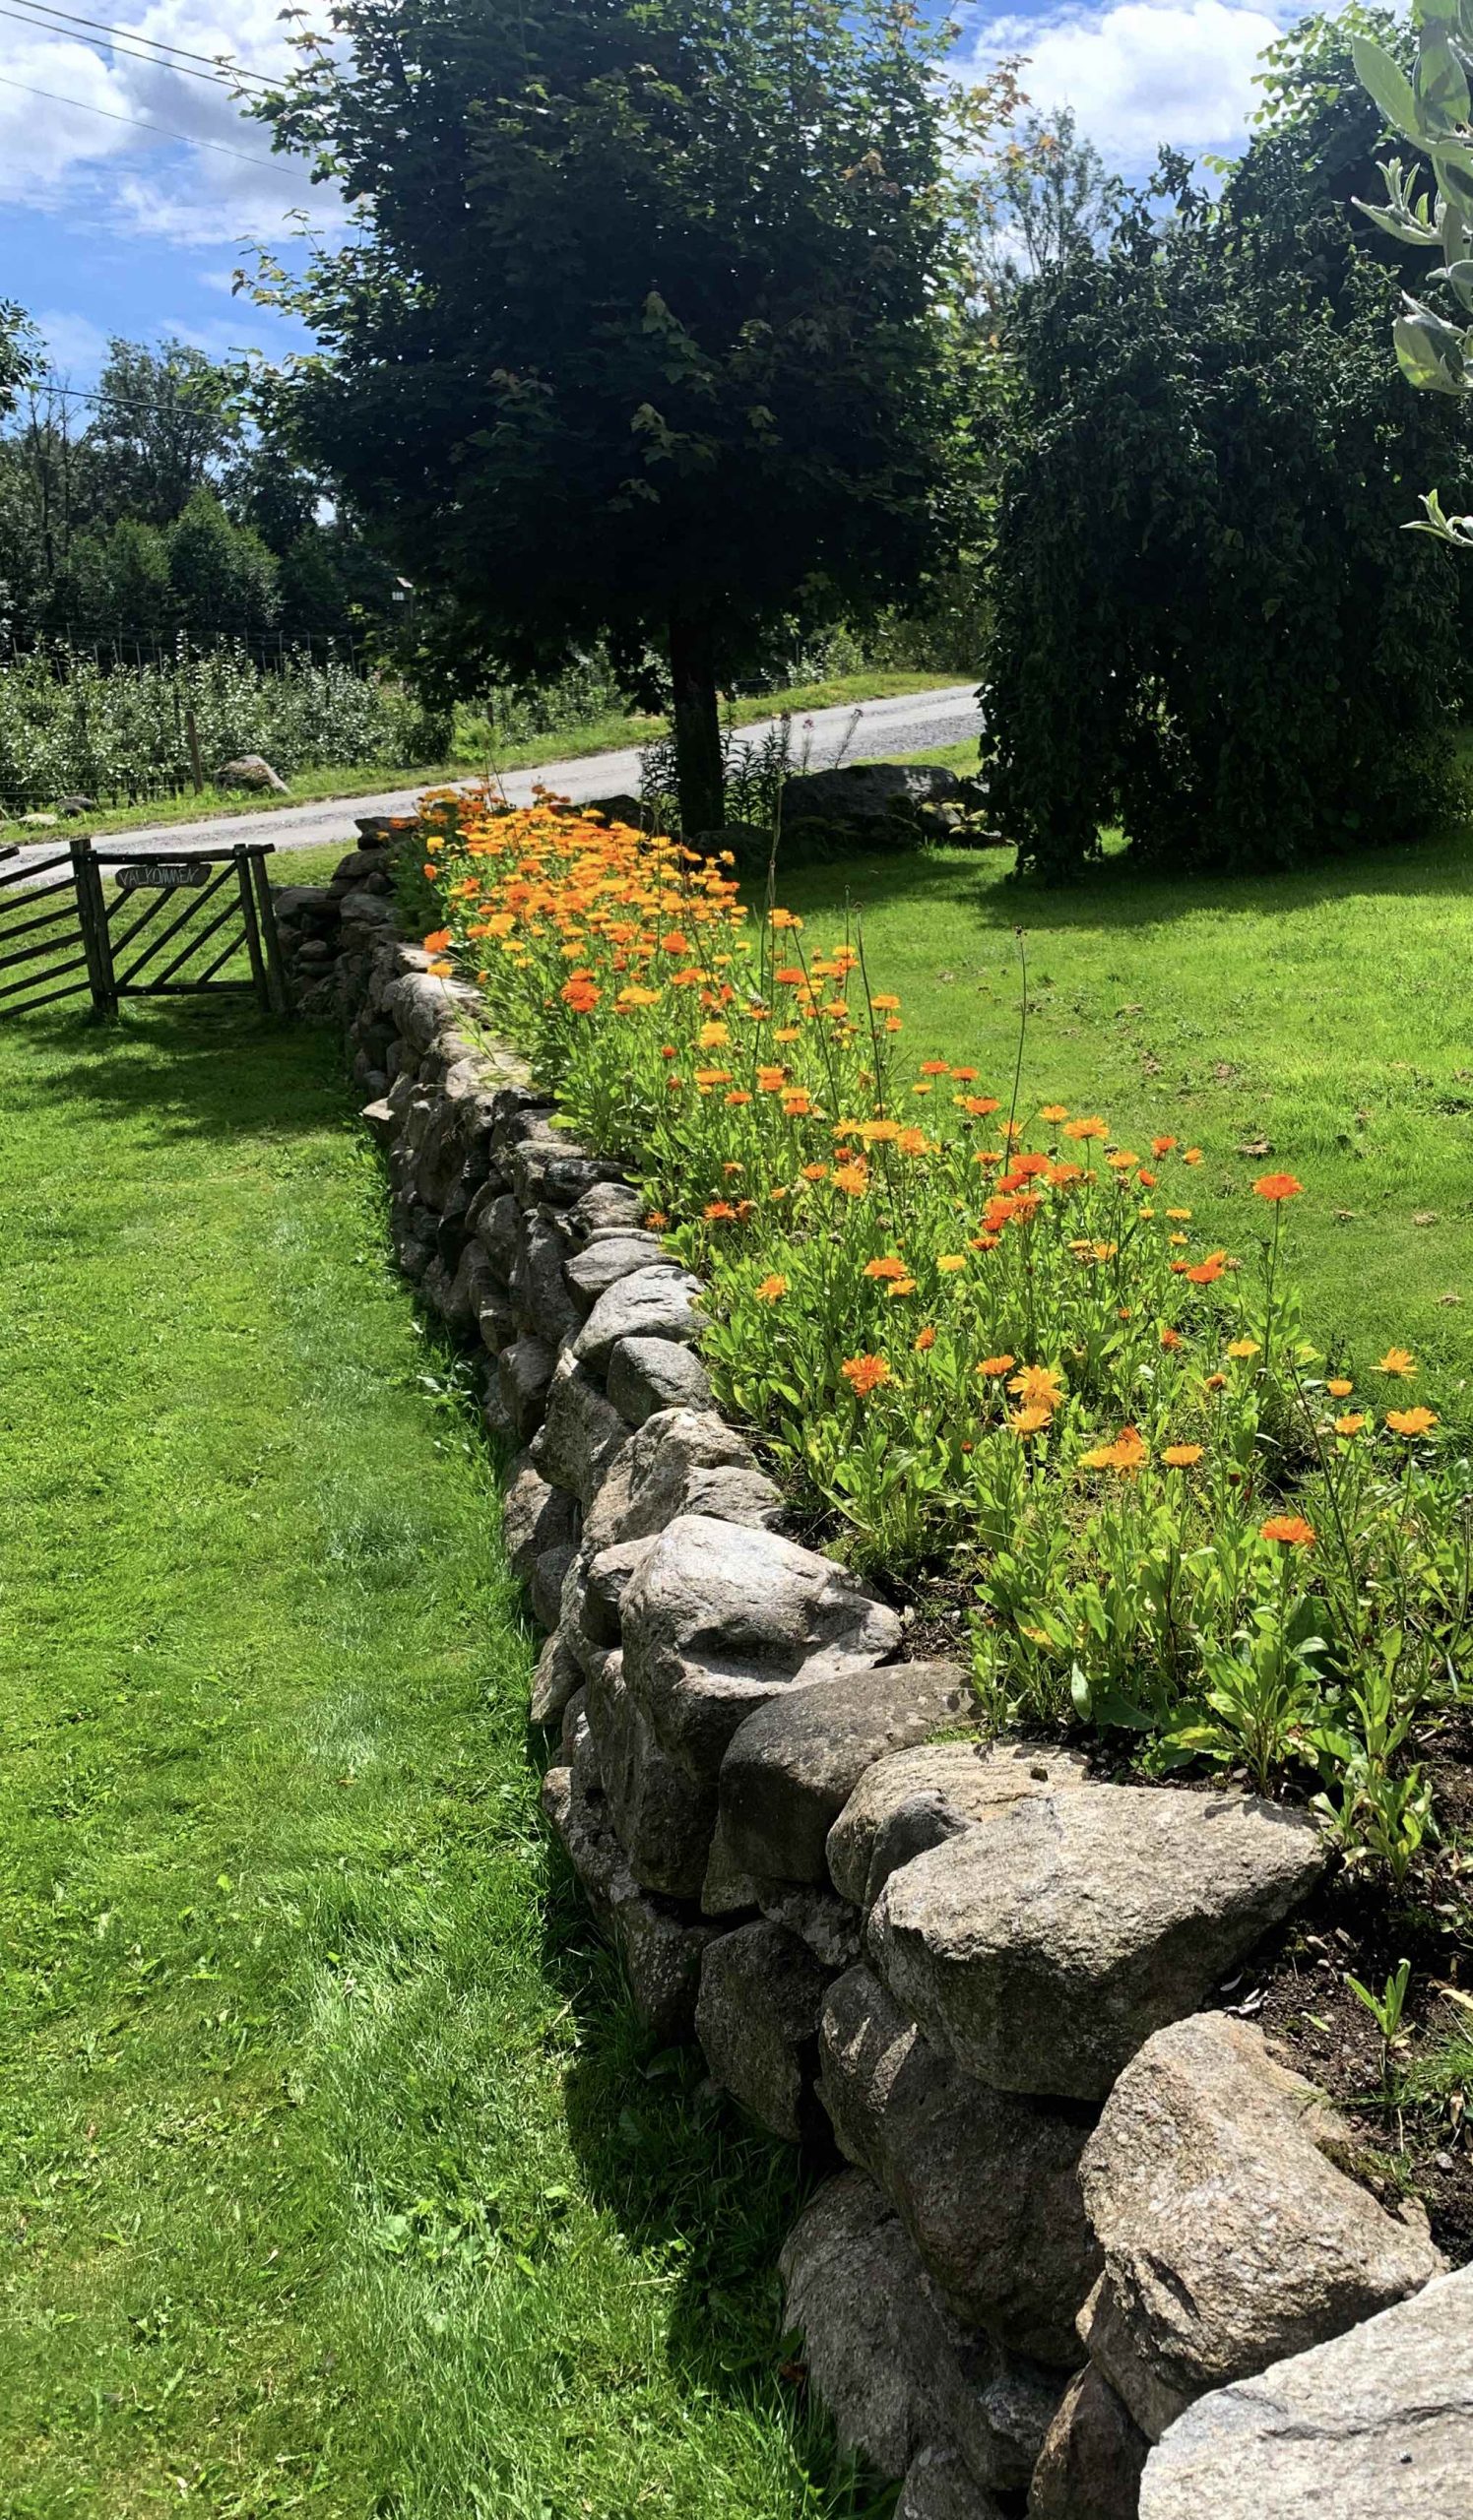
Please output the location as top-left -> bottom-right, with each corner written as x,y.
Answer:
0,332 -> 403,654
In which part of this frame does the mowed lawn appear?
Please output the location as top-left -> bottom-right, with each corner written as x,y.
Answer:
778,827 -> 1473,1413
0,1003 -> 847,2520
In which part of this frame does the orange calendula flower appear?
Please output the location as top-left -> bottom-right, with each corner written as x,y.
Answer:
914,1326 -> 936,1353
644,1213 -> 669,1230
1334,1414 -> 1367,1436
801,1162 -> 829,1182
1165,1207 -> 1193,1222
1326,1377 -> 1354,1398
936,1254 -> 968,1274
951,1066 -> 978,1083
1261,1514 -> 1315,1547
1386,1406 -> 1438,1436
560,976 -> 601,1012
869,992 -> 901,1012
1080,1425 -> 1149,1475
1162,1444 -> 1203,1467
1160,1327 -> 1184,1351
1039,1103 -> 1068,1123
1009,1362 -> 1065,1413
885,1278 -> 918,1298
1253,1172 -> 1303,1202
962,1095 -> 1001,1117
842,1354 -> 892,1396
1227,1338 -> 1261,1360
1183,1147 -> 1203,1166
833,1164 -> 869,1196
976,1354 -> 1016,1379
1185,1251 -> 1229,1285
865,1255 -> 910,1282
1010,1404 -> 1053,1436
698,1021 -> 731,1049
782,1090 -> 813,1117
1152,1136 -> 1179,1156
754,1274 -> 788,1302
920,1059 -> 950,1076
422,927 -> 452,953
703,1201 -> 737,1223
769,908 -> 802,930
725,1090 -> 752,1106
1377,1349 -> 1417,1377
1064,1115 -> 1108,1142
1203,1372 -> 1228,1391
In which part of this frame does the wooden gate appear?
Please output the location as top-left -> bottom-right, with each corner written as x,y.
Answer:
0,837 -> 290,1020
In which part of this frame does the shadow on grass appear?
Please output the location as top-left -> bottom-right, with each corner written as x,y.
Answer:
3,998 -> 350,1143
771,821 -> 1473,937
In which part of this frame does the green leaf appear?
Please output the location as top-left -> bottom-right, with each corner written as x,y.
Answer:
1416,32 -> 1471,130
1394,297 -> 1470,393
1353,34 -> 1424,142
1068,1662 -> 1093,1722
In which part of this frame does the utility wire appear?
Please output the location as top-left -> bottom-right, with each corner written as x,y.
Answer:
0,66 -> 281,160
0,0 -> 276,86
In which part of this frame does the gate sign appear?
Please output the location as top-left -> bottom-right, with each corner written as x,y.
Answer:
116,859 -> 211,893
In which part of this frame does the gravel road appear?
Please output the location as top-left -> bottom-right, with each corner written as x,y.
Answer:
5,682 -> 981,876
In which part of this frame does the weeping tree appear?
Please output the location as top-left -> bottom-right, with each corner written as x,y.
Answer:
1355,0 -> 1473,540
249,0 -> 987,835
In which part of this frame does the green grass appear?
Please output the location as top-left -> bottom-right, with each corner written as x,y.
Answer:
0,670 -> 962,850
774,829 -> 1473,1410
0,1002 -> 862,2519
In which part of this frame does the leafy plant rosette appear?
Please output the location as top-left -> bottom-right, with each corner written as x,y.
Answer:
417,789 -> 1470,1877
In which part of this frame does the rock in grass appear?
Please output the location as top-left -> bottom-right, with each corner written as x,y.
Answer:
779,2171 -> 1060,2494
1027,2364 -> 1150,2520
1137,2263 -> 1473,2520
828,1738 -> 1089,1908
695,1918 -> 831,2140
866,1786 -> 1325,2101
619,1513 -> 902,1781
818,1964 -> 1100,2367
1078,2012 -> 1444,2440
606,1334 -> 714,1425
718,1662 -> 974,1887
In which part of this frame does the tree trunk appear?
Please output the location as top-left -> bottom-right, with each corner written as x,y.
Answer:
668,612 -> 724,840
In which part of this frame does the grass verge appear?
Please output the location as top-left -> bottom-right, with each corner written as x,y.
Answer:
0,1000 -> 861,2519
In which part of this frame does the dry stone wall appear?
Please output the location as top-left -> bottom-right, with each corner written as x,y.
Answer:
278,829 -> 1469,2520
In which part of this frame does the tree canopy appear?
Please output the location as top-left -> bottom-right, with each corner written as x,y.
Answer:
251,0 -> 996,830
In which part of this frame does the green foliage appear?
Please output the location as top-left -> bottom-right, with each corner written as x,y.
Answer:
983,20 -> 1473,876
250,0 -> 990,826
0,301 -> 33,421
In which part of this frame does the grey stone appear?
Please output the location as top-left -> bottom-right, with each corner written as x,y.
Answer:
471,1188 -> 521,1277
620,1514 -> 903,1781
1137,2264 -> 1473,2520
361,1096 -> 395,1146
572,1267 -> 705,1372
510,1129 -> 626,1209
755,1881 -> 863,1972
443,1239 -> 507,1342
606,1335 -> 715,1425
497,1336 -> 558,1446
1078,2012 -> 1444,2440
587,1652 -> 714,1898
510,1211 -> 582,1351
583,1407 -> 783,1553
218,751 -> 288,793
819,1965 -> 1099,2366
779,2173 -> 1060,2493
529,1358 -> 630,1511
531,1540 -> 578,1633
719,1662 -> 974,1886
700,1819 -> 761,1919
530,1631 -> 582,1726
782,761 -> 961,829
542,1714 -> 716,2042
900,2447 -> 1005,2520
563,1232 -> 670,1311
502,1452 -> 577,1587
570,1179 -> 645,1237
695,1921 -> 832,2141
829,1739 -> 1089,1908
1027,2365 -> 1149,2520
867,1787 -> 1326,2101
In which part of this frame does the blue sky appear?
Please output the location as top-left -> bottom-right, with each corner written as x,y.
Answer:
1,0 -> 1308,391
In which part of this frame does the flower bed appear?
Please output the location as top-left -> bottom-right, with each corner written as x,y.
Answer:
417,792 -> 1469,1894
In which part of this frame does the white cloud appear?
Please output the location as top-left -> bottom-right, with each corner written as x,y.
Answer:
966,0 -> 1289,160
0,0 -> 343,248
36,308 -> 111,381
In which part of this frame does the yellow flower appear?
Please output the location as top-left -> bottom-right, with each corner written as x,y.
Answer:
1227,1339 -> 1260,1361
936,1254 -> 968,1274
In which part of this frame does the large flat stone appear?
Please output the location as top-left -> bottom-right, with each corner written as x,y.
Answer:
828,1739 -> 1088,1909
719,1662 -> 974,1887
620,1514 -> 902,1780
582,1407 -> 782,1553
572,1266 -> 704,1372
563,1231 -> 670,1311
1078,2012 -> 1443,2439
529,1357 -> 630,1510
867,1787 -> 1325,2100
1138,2264 -> 1473,2519
606,1335 -> 714,1425
819,1964 -> 1100,2367
1027,2365 -> 1149,2520
779,2172 -> 1061,2494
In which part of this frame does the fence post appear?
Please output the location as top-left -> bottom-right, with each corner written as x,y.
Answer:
71,837 -> 116,1020
247,848 -> 292,1015
233,848 -> 272,1013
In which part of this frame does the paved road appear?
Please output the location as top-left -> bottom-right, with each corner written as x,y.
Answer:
6,682 -> 981,876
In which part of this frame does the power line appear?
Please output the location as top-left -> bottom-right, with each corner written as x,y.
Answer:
0,0 -> 277,84
0,66 -> 281,162
0,0 -> 266,89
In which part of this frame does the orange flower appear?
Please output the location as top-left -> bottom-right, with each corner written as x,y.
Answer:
1227,1338 -> 1260,1360
1261,1514 -> 1315,1547
914,1325 -> 936,1353
1326,1377 -> 1354,1398
961,1094 -> 1000,1117
660,929 -> 690,956
801,1162 -> 829,1182
781,1090 -> 813,1117
1039,1102 -> 1068,1123
1386,1406 -> 1438,1437
842,1354 -> 892,1397
725,1090 -> 752,1106
769,908 -> 802,931
422,927 -> 452,953
1334,1414 -> 1367,1436
1183,1147 -> 1203,1166
976,1354 -> 1016,1379
885,1278 -> 918,1298
869,992 -> 900,1012
1203,1371 -> 1228,1391
1152,1135 -> 1179,1155
1009,1404 -> 1053,1436
833,1164 -> 869,1197
920,1059 -> 950,1076
1080,1425 -> 1149,1475
1377,1349 -> 1417,1377
1064,1115 -> 1108,1142
1159,1327 -> 1184,1351
864,1255 -> 910,1282
951,1066 -> 978,1083
1009,1362 -> 1065,1413
1185,1250 -> 1229,1285
1253,1172 -> 1303,1202
1162,1443 -> 1203,1467
560,976 -> 601,1012
644,1212 -> 669,1230
703,1200 -> 736,1223
1165,1207 -> 1192,1222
